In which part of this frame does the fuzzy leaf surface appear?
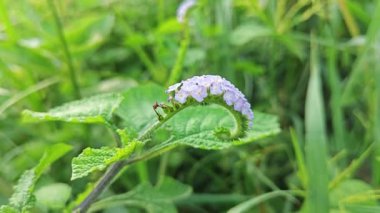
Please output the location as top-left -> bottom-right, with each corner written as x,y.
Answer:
22,93 -> 123,124
71,142 -> 137,180
153,105 -> 280,150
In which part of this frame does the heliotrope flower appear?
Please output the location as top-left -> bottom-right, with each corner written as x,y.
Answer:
177,0 -> 197,23
166,75 -> 254,127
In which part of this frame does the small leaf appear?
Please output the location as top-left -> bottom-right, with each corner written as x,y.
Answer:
90,177 -> 192,212
71,142 -> 137,180
22,93 -> 123,124
35,183 -> 71,209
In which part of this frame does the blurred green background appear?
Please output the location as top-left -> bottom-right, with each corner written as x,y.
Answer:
1,0 -> 380,212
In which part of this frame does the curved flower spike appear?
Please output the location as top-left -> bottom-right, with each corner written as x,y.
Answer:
177,0 -> 197,23
166,75 -> 254,128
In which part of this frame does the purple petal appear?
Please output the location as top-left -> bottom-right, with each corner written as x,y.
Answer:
177,0 -> 197,23
175,91 -> 189,104
191,86 -> 207,102
223,90 -> 237,106
210,82 -> 223,95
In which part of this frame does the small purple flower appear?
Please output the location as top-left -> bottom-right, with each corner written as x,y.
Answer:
177,0 -> 197,23
210,82 -> 224,95
190,86 -> 208,102
233,98 -> 245,111
175,90 -> 189,104
166,75 -> 254,127
223,90 -> 238,106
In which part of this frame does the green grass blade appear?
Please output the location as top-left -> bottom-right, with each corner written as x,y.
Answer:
227,190 -> 299,213
341,1 -> 380,105
304,34 -> 329,213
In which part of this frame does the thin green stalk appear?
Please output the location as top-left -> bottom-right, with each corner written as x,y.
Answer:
227,190 -> 303,213
325,26 -> 346,151
289,128 -> 307,188
131,44 -> 163,82
0,77 -> 60,114
329,144 -> 373,190
48,0 -> 81,99
156,152 -> 169,185
0,0 -> 16,41
167,22 -> 190,86
338,0 -> 360,37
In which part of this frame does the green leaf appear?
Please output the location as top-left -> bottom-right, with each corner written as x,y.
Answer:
9,169 -> 36,211
154,105 -> 280,150
7,143 -> 72,211
116,84 -> 167,134
35,183 -> 71,209
22,93 -> 123,124
71,142 -> 137,180
90,177 -> 192,213
304,36 -> 329,213
35,143 -> 73,177
0,205 -> 19,213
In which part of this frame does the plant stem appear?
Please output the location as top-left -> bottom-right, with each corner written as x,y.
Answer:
73,161 -> 124,213
48,0 -> 81,99
167,22 -> 190,86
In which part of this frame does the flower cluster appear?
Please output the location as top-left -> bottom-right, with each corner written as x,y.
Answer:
177,0 -> 197,23
166,75 -> 254,127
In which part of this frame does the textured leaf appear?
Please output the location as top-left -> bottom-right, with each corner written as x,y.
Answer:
154,105 -> 280,150
90,177 -> 192,213
116,84 -> 167,134
7,143 -> 72,211
22,93 -> 123,124
35,183 -> 71,209
71,142 -> 137,180
9,169 -> 36,211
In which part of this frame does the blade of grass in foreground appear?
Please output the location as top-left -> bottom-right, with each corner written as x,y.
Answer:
304,34 -> 329,213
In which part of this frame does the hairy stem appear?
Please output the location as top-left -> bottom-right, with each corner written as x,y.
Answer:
73,161 -> 124,213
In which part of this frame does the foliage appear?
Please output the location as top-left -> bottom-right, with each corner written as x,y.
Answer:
1,0 -> 380,212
